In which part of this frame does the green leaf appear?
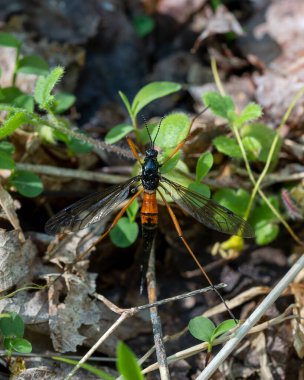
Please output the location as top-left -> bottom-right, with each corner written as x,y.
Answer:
110,218 -> 139,248
0,86 -> 34,111
53,356 -> 115,380
211,319 -> 238,341
133,15 -> 155,37
34,66 -> 64,110
202,92 -> 235,120
161,160 -> 191,192
0,141 -> 15,155
242,136 -> 262,160
105,124 -> 134,144
0,151 -> 15,170
0,312 -> 24,338
0,33 -> 21,49
155,112 -> 190,149
126,199 -> 139,222
14,94 -> 34,112
138,122 -> 157,145
241,123 -> 281,167
195,152 -> 213,182
188,182 -> 210,198
188,316 -> 215,342
213,136 -> 243,158
117,342 -> 144,380
234,103 -> 262,127
132,82 -> 182,117
0,111 -> 29,139
254,222 -> 279,245
119,91 -> 133,119
0,86 -> 23,104
17,55 -> 49,76
160,151 -> 181,174
213,188 -> 250,216
249,196 -> 279,227
9,337 -> 32,353
249,197 -> 280,245
9,170 -> 44,197
52,92 -> 76,114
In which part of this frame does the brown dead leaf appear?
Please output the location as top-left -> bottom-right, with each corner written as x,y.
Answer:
254,71 -> 304,125
251,332 -> 273,380
0,184 -> 24,241
48,273 -> 100,353
0,230 -> 36,292
157,0 -> 207,24
192,5 -> 243,52
0,290 -> 48,325
0,46 -> 16,87
290,283 -> 304,358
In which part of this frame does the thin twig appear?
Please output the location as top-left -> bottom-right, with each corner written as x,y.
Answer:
16,163 -> 129,185
93,283 -> 227,315
146,238 -> 170,379
62,281 -> 224,379
196,253 -> 304,380
64,313 -> 129,380
141,305 -> 299,374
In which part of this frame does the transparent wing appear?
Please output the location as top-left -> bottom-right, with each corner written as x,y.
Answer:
160,176 -> 254,238
45,176 -> 141,234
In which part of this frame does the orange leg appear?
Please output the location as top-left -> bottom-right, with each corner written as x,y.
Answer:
157,189 -> 236,321
127,137 -> 142,164
77,188 -> 144,261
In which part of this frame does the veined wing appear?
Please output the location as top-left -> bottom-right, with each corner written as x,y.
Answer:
160,176 -> 254,238
45,176 -> 141,234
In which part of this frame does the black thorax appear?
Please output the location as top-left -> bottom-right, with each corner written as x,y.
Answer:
141,148 -> 160,190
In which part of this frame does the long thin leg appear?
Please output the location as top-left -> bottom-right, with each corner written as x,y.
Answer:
157,189 -> 237,321
161,107 -> 209,165
126,137 -> 142,164
77,188 -> 144,261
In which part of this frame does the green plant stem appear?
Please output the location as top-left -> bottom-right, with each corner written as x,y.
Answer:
211,57 -> 225,97
12,47 -> 20,86
132,115 -> 141,144
29,111 -> 134,160
212,57 -> 304,246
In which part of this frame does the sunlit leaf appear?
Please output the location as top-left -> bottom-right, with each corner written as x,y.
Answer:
110,218 -> 139,248
213,136 -> 242,158
17,55 -> 49,76
0,312 -> 24,338
9,338 -> 32,354
9,170 -> 44,197
52,92 -> 76,114
117,342 -> 144,380
203,92 -> 235,120
105,124 -> 134,144
0,111 -> 29,139
196,151 -> 213,182
188,316 -> 215,342
211,319 -> 238,341
132,82 -> 182,117
155,112 -> 189,149
0,33 -> 21,49
34,66 -> 64,110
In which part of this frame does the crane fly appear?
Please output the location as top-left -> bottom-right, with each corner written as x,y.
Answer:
45,112 -> 254,318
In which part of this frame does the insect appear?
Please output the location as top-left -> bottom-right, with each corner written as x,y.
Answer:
45,112 -> 254,316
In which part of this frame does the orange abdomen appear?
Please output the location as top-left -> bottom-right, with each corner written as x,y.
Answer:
141,191 -> 158,225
